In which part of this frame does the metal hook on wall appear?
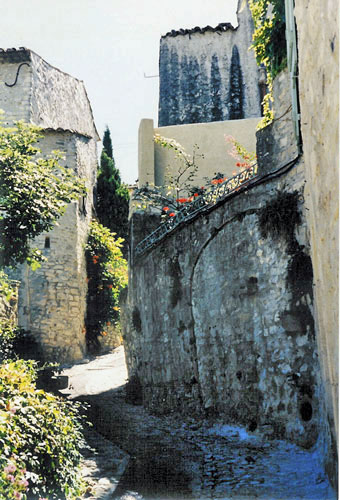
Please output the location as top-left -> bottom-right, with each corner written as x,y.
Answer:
5,62 -> 30,87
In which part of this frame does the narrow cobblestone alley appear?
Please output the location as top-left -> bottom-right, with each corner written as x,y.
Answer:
60,347 -> 336,500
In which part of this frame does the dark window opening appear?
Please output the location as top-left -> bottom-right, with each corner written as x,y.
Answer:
300,401 -> 313,422
44,237 -> 50,249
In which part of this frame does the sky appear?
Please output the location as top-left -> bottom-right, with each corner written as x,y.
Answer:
1,0 -> 239,184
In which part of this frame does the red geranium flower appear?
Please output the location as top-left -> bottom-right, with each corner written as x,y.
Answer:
194,193 -> 199,197
163,206 -> 169,212
236,162 -> 241,167
169,212 -> 175,217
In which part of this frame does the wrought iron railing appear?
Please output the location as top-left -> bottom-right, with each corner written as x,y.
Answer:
134,163 -> 258,256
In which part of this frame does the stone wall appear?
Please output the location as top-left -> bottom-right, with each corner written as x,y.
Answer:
256,68 -> 299,174
0,50 -> 32,124
158,0 -> 261,126
30,51 -> 99,139
124,161 -> 324,449
294,0 -> 339,449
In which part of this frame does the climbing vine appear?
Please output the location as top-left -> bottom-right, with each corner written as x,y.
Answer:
85,221 -> 128,353
248,0 -> 287,129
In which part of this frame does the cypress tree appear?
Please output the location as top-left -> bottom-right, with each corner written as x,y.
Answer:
96,127 -> 130,257
102,126 -> 113,159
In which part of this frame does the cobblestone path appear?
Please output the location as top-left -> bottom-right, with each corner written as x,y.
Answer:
61,348 -> 336,500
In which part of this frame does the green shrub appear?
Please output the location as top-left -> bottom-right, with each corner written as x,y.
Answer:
0,119 -> 86,268
0,271 -> 19,363
85,220 -> 128,353
0,359 -> 87,499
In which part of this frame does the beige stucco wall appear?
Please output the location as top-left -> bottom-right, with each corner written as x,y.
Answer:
138,119 -> 155,186
138,117 -> 258,189
295,0 -> 339,441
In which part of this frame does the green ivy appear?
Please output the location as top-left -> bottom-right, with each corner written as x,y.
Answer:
248,0 -> 287,129
85,221 -> 128,353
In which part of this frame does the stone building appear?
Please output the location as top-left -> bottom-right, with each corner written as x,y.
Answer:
0,48 -> 99,363
158,0 -> 262,126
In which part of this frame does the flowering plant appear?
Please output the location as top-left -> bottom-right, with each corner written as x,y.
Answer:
134,135 -> 257,221
133,135 -> 205,219
225,135 -> 257,171
0,359 -> 87,499
0,459 -> 28,500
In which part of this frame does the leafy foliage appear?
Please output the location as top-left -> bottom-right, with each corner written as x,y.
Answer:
0,120 -> 86,268
0,359 -> 87,499
102,126 -> 113,160
96,127 -> 130,257
85,221 -> 128,353
0,272 -> 20,363
133,134 -> 204,216
248,0 -> 287,128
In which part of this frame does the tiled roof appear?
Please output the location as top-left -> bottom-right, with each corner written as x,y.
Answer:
0,47 -> 27,51
0,47 -> 30,62
161,22 -> 236,39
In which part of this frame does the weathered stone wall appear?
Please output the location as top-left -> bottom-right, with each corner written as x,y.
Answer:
256,68 -> 299,174
158,0 -> 261,126
294,0 -> 339,449
30,51 -> 99,140
0,50 -> 32,124
124,162 -> 324,448
0,48 -> 98,363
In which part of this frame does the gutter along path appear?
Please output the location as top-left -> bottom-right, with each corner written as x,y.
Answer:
61,347 -> 336,500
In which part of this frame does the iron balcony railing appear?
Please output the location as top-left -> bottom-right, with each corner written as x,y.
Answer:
134,163 -> 258,257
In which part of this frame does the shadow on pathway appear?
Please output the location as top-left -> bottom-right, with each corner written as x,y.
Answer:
61,347 -> 337,500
